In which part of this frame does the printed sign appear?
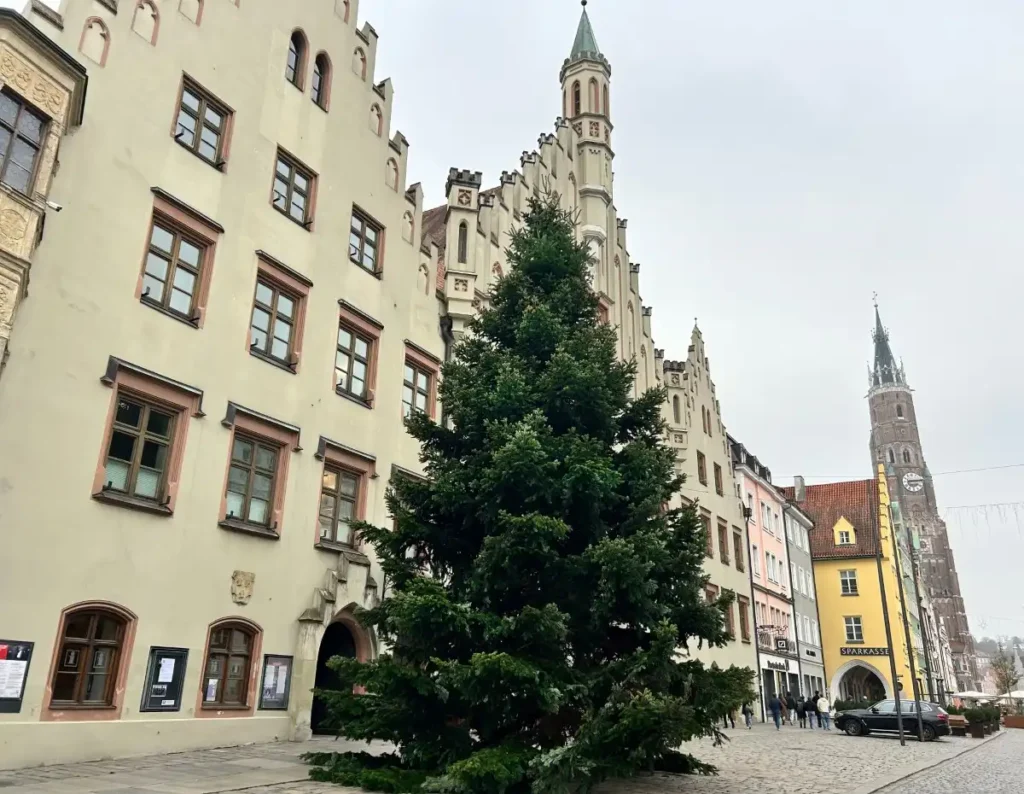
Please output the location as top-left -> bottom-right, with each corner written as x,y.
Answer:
140,647 -> 189,713
259,655 -> 293,711
840,647 -> 890,656
0,640 -> 33,714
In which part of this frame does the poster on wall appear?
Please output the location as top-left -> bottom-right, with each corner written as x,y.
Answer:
0,640 -> 33,714
140,647 -> 189,713
259,655 -> 292,711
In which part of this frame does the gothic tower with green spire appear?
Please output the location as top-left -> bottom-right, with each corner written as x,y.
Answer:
867,302 -> 980,692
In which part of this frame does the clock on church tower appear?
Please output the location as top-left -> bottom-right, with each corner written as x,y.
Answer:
902,471 -> 924,493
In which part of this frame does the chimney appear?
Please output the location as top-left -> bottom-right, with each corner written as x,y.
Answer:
794,476 -> 806,502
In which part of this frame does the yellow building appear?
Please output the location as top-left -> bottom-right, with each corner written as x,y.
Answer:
788,467 -> 914,702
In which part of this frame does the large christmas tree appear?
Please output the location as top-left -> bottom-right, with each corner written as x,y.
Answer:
308,200 -> 754,794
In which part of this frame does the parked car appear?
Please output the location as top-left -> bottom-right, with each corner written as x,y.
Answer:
835,699 -> 950,741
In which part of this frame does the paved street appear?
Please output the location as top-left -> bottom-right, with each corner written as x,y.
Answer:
0,724 -> 1004,793
878,727 -> 1021,793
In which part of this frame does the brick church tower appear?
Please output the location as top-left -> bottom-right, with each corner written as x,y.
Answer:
867,302 -> 980,692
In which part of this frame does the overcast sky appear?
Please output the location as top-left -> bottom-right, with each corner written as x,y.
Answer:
363,0 -> 1024,638
11,1 -> 1019,638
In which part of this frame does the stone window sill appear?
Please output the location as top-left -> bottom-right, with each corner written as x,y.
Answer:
336,388 -> 373,410
250,349 -> 297,374
93,490 -> 173,516
219,518 -> 280,540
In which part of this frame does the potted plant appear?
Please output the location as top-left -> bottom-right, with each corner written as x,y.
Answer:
965,707 -> 986,739
1004,700 -> 1024,729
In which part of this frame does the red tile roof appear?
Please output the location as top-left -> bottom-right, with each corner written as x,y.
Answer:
780,479 -> 879,560
421,205 -> 448,292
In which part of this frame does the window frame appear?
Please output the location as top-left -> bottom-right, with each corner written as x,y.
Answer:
696,451 -> 707,486
737,595 -> 751,642
311,52 -> 332,110
48,609 -> 127,709
271,149 -> 316,228
100,395 -> 176,506
140,218 -> 207,323
713,462 -> 723,496
403,342 -> 441,420
335,324 -> 373,402
349,207 -> 384,275
314,439 -> 376,552
840,569 -> 859,596
838,529 -> 852,545
318,465 -> 361,547
0,87 -> 47,196
844,616 -> 864,643
198,620 -> 260,714
224,434 -> 281,530
702,514 -> 713,558
285,30 -> 307,89
172,77 -> 231,168
249,277 -> 299,369
717,522 -> 729,566
751,544 -> 760,577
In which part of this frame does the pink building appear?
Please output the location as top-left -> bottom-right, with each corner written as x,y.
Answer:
730,438 -> 800,712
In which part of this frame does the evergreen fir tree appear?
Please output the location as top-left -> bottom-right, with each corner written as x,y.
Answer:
308,199 -> 755,794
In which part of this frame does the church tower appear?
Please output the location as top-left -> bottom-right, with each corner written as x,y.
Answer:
561,2 -> 614,281
867,302 -> 980,691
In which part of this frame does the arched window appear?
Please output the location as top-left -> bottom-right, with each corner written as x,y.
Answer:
887,448 -> 895,464
603,84 -> 609,115
385,158 -> 399,190
178,0 -> 202,24
286,30 -> 307,88
563,88 -> 568,118
896,404 -> 904,418
131,0 -> 160,45
50,607 -> 129,707
903,449 -> 912,464
342,0 -> 351,22
312,53 -> 331,109
79,17 -> 110,66
201,621 -> 257,708
572,81 -> 581,116
589,78 -> 600,113
369,104 -> 382,135
672,395 -> 681,424
402,211 -> 415,243
352,47 -> 367,79
457,221 -> 468,264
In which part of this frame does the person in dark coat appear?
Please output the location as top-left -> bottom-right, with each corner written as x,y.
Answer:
785,692 -> 798,726
796,696 -> 807,728
768,694 -> 783,730
741,701 -> 754,729
806,691 -> 819,728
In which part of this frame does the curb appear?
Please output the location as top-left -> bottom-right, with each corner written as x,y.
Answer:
850,731 -> 1005,794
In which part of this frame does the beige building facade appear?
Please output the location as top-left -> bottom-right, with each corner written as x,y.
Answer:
657,328 -> 759,678
0,0 -> 754,768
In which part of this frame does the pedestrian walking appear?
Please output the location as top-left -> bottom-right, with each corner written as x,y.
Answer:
796,696 -> 807,728
817,694 -> 832,730
722,708 -> 735,729
785,692 -> 798,726
742,702 -> 753,729
768,694 -> 783,730
806,691 -> 818,728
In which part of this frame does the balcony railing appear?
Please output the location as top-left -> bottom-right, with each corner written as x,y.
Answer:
757,630 -> 796,655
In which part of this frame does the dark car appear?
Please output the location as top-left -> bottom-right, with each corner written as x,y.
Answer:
835,699 -> 950,741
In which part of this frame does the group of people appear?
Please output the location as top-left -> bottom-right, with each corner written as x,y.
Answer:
767,692 -> 832,731
721,691 -> 833,731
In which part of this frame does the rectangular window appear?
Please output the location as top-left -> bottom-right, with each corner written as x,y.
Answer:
103,397 -> 174,502
718,523 -> 729,565
804,615 -> 812,645
723,600 -> 734,638
318,466 -> 360,546
796,615 -> 803,642
751,545 -> 760,577
790,562 -> 797,590
250,279 -> 297,365
402,361 -> 432,418
141,221 -> 205,321
349,209 -> 383,273
844,616 -> 864,643
733,530 -> 744,572
225,435 -> 279,527
697,451 -> 707,486
174,78 -> 230,166
336,326 -> 372,400
272,150 -> 314,226
0,89 -> 46,194
713,463 -> 723,495
702,514 -> 713,558
838,529 -> 852,545
737,596 -> 751,641
840,569 -> 859,595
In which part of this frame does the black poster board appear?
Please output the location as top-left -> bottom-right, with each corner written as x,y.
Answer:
140,646 -> 189,712
259,654 -> 292,710
0,640 -> 33,714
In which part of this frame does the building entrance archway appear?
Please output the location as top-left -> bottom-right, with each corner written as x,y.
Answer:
311,620 -> 357,735
832,661 -> 890,703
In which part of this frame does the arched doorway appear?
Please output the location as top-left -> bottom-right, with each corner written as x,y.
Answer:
834,662 -> 889,703
311,621 -> 357,735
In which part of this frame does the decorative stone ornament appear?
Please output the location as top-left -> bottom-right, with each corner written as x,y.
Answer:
231,570 -> 255,605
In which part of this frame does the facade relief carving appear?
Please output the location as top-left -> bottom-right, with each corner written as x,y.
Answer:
231,570 -> 255,605
0,45 -> 68,121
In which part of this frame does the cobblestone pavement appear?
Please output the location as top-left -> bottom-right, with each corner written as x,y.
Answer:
877,727 -> 1021,793
0,723 -> 999,793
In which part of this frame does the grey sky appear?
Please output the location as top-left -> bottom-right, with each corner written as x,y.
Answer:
368,0 -> 1023,637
